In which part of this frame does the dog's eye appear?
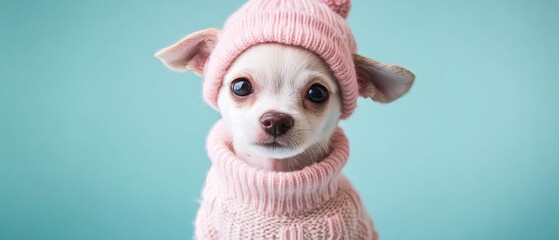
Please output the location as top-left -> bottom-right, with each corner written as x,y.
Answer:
307,84 -> 329,103
231,78 -> 253,97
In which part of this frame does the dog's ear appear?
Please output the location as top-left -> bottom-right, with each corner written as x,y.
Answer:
154,28 -> 221,76
354,54 -> 415,103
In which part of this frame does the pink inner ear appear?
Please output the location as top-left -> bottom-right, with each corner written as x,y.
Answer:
356,69 -> 376,98
154,28 -> 220,74
160,41 -> 200,70
187,41 -> 214,73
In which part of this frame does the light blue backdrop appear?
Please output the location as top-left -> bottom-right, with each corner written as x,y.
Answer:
1,0 -> 558,239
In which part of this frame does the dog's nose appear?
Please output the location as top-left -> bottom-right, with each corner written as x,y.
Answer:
260,112 -> 294,137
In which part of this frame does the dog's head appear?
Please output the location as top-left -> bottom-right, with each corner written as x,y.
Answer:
155,30 -> 413,160
155,0 -> 414,163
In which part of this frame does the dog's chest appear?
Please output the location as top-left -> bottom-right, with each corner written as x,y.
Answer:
208,182 -> 359,239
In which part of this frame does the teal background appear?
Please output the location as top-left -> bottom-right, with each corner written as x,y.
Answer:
1,0 -> 558,239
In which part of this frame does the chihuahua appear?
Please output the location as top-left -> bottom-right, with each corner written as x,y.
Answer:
155,0 -> 414,239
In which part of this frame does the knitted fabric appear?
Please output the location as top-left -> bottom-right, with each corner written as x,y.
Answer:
195,120 -> 377,239
203,0 -> 359,119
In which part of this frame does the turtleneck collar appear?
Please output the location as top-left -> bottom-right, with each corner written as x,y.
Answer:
206,120 -> 349,215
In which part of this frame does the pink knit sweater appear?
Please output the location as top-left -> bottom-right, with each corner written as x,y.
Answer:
195,121 -> 377,239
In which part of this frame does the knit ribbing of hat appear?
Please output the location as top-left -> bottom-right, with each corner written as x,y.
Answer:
206,120 -> 349,215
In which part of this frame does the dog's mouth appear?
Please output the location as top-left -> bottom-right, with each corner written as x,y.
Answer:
250,137 -> 308,158
254,140 -> 291,149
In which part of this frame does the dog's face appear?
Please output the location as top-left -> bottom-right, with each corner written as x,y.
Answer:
218,44 -> 341,159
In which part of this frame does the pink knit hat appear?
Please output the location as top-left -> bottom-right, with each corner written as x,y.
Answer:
203,0 -> 359,119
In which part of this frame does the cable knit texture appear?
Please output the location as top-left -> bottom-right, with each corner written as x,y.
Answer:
203,0 -> 359,119
195,120 -> 377,239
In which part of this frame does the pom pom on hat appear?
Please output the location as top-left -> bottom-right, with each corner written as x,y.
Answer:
317,0 -> 351,18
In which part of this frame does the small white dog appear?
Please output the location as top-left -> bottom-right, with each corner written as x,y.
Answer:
156,0 -> 413,239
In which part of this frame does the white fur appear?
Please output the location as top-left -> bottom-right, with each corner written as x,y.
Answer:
218,44 -> 342,171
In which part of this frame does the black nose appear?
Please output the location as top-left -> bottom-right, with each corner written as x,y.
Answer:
260,112 -> 294,137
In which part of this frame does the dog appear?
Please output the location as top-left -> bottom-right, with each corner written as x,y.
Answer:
155,0 -> 414,239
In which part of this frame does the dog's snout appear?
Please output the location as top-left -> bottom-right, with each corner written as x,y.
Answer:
260,112 -> 294,137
